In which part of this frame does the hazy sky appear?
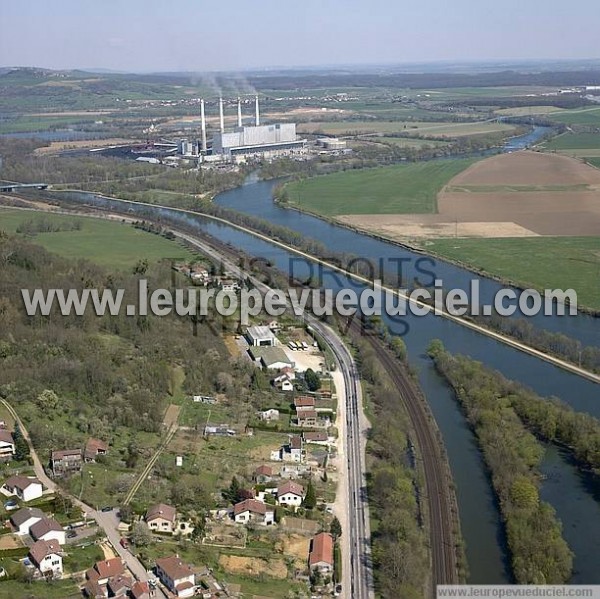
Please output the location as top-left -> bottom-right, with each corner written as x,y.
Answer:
1,0 -> 598,72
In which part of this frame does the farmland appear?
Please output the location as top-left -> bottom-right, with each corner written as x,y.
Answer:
0,208 -> 194,268
542,132 -> 600,151
282,159 -> 475,215
425,236 -> 600,311
548,106 -> 600,125
297,119 -> 516,138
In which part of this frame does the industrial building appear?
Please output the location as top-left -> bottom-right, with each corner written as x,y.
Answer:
205,96 -> 306,163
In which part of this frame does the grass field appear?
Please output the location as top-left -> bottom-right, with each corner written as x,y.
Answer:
0,580 -> 80,599
494,106 -> 565,117
297,119 -> 515,138
549,107 -> 600,126
283,159 -> 475,215
585,157 -> 600,169
425,236 -> 600,311
543,132 -> 600,150
0,209 -> 194,268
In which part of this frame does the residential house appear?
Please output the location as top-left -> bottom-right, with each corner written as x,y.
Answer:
258,408 -> 280,422
29,539 -> 63,578
85,557 -> 125,587
51,449 -> 83,477
145,503 -> 177,534
273,373 -> 294,392
277,481 -> 305,507
281,435 -> 304,463
30,517 -> 66,545
309,532 -> 334,573
0,430 -> 15,461
233,499 -> 275,526
219,278 -> 239,292
253,465 -> 275,484
84,438 -> 108,463
303,432 -> 329,445
294,396 -> 316,409
83,579 -> 107,599
2,475 -> 43,502
155,555 -> 195,598
131,581 -> 151,599
296,409 -> 318,428
107,573 -> 133,597
245,325 -> 279,347
10,507 -> 44,536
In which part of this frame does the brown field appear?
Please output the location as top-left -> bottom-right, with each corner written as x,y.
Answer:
278,534 -> 311,564
339,151 -> 600,239
219,555 -> 288,579
34,138 -> 134,155
0,534 -> 24,550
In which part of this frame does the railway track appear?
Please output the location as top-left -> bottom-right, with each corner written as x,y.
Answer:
358,326 -> 459,587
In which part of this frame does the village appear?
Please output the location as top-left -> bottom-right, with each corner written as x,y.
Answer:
0,317 -> 344,599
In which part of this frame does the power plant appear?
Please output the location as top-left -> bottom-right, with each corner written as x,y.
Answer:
202,96 -> 306,163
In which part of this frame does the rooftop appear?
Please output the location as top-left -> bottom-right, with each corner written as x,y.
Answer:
29,539 -> 61,565
4,475 -> 41,491
249,346 -> 292,367
156,555 -> 193,581
234,499 -> 269,516
309,532 -> 334,567
146,502 -> 177,523
277,480 -> 305,498
10,507 -> 44,527
30,517 -> 63,539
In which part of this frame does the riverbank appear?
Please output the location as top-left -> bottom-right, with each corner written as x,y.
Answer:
273,182 -> 600,318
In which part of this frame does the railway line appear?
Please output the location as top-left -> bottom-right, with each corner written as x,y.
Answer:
358,326 -> 459,586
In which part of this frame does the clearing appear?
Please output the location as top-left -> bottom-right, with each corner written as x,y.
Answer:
219,554 -> 288,579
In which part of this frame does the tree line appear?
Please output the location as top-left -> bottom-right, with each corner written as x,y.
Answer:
428,341 -> 573,583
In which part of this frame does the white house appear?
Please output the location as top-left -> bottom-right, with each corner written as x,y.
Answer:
0,430 -> 15,461
258,409 -> 280,422
280,435 -> 304,463
155,555 -> 195,598
10,507 -> 44,536
2,475 -> 43,502
276,481 -> 305,507
233,499 -> 275,526
30,517 -> 66,545
29,539 -> 63,577
145,503 -> 177,535
273,373 -> 294,392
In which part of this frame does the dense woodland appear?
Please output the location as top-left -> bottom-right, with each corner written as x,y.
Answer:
429,341 -> 574,583
0,232 -> 262,464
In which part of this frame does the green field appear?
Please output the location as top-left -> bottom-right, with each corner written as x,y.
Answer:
298,119 -> 515,138
549,107 -> 600,126
0,580 -> 80,599
425,236 -> 600,311
543,132 -> 600,150
0,209 -> 194,268
585,157 -> 600,169
283,159 -> 475,215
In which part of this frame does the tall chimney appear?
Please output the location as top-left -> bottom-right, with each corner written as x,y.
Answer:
200,99 -> 207,153
237,97 -> 242,128
255,95 -> 260,127
219,97 -> 225,134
